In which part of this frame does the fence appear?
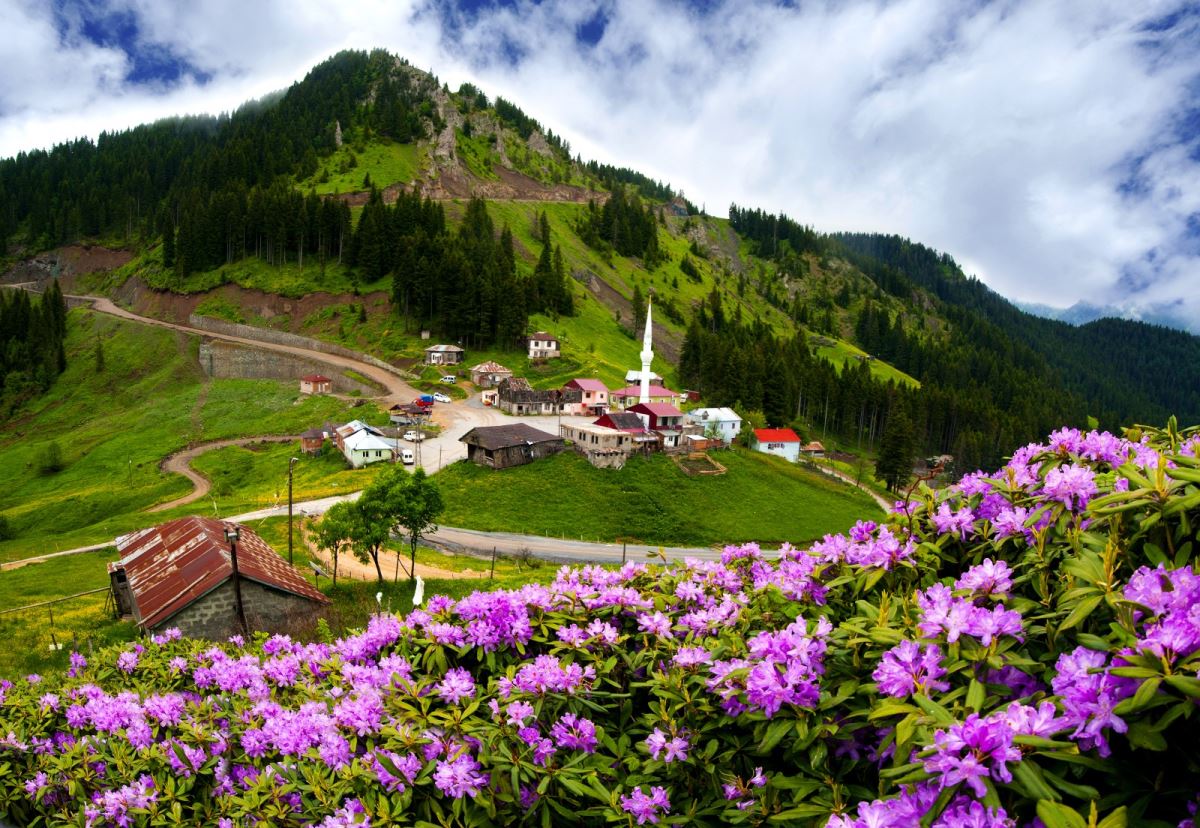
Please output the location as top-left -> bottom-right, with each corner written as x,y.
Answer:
0,588 -> 129,676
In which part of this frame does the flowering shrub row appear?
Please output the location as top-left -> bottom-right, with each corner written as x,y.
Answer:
1,421 -> 1199,826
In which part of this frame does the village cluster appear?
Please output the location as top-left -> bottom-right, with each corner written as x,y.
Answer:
294,302 -> 827,473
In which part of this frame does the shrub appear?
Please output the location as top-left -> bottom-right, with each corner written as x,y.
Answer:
35,441 -> 64,475
2,422 -> 1200,826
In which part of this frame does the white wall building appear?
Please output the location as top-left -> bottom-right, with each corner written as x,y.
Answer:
685,407 -> 742,445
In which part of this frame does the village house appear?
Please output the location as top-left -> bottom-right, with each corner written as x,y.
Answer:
470,361 -> 514,388
387,402 -> 428,426
527,332 -> 560,360
495,377 -> 582,416
300,428 -> 325,455
108,517 -> 329,640
800,441 -> 826,459
562,378 -> 609,416
751,428 -> 803,462
424,344 -> 464,366
460,424 -> 565,470
560,423 -> 635,469
610,384 -> 682,410
594,411 -> 647,433
299,374 -> 332,395
685,407 -> 743,446
334,420 -> 394,467
627,402 -> 692,452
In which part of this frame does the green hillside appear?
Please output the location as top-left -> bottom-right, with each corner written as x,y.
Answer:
435,449 -> 880,547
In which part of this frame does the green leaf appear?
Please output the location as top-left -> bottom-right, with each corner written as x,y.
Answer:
1013,759 -> 1058,800
1097,806 -> 1128,828
1058,594 -> 1105,633
1036,800 -> 1087,828
913,693 -> 955,726
965,679 -> 985,713
1126,721 -> 1168,751
1165,675 -> 1200,699
769,804 -> 830,822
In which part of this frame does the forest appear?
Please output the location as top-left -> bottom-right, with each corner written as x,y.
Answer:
0,282 -> 69,418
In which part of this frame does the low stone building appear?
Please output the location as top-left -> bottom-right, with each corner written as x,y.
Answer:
560,422 -> 635,469
460,424 -> 565,470
300,428 -> 325,455
300,374 -> 332,394
470,361 -> 513,388
496,377 -> 582,416
424,344 -> 464,366
108,516 -> 329,639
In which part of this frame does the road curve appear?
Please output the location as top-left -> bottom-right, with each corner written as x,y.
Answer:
150,435 -> 301,513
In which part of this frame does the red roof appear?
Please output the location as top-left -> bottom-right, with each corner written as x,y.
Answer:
613,385 -> 676,398
114,517 -> 328,629
565,378 -> 608,392
628,402 -> 684,417
754,428 -> 801,443
302,374 -> 331,383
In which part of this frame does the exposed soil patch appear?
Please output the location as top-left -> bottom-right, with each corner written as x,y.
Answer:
2,245 -> 132,291
334,163 -> 603,206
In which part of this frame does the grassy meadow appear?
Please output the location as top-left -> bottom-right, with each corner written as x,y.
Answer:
0,309 -> 379,563
436,447 -> 882,546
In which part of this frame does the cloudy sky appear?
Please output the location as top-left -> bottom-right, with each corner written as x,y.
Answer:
2,0 -> 1198,326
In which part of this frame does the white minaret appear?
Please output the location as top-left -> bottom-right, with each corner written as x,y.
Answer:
639,298 -> 654,404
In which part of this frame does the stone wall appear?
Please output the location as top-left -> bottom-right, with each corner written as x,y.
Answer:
151,579 -> 324,640
198,340 -> 381,395
187,314 -> 411,381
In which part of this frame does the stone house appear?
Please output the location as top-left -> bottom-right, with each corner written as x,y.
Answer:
496,377 -> 582,416
560,422 -> 635,469
299,374 -> 332,394
108,516 -> 329,639
460,424 -> 565,470
300,428 -> 325,455
470,361 -> 514,388
527,332 -> 560,360
424,344 -> 465,366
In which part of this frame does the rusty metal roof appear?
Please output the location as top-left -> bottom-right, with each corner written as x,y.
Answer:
113,516 -> 328,630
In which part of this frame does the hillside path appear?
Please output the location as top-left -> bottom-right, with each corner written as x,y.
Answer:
806,463 -> 894,512
149,435 -> 300,513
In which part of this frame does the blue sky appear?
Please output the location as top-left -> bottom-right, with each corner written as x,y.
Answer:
1,0 -> 1199,330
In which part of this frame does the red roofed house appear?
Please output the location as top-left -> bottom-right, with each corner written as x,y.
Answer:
300,374 -> 332,394
627,402 -> 689,451
108,516 -> 329,640
751,428 -> 803,462
610,384 -> 681,409
562,378 -> 609,415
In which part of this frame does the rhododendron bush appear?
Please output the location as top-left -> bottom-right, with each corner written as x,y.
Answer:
3,422 -> 1200,827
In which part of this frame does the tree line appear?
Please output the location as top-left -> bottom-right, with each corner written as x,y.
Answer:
0,283 -> 68,417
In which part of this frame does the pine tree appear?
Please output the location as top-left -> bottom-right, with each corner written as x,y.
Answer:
876,406 -> 914,493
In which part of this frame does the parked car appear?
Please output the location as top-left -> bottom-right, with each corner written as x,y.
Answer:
402,430 -> 426,442
414,395 -> 434,408
440,375 -> 457,384
432,392 -> 452,403
400,448 -> 415,465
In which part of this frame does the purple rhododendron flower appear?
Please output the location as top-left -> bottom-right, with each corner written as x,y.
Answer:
436,668 -> 475,705
955,559 -> 1013,598
620,785 -> 671,825
923,713 -> 1021,797
645,727 -> 689,762
433,752 -> 488,799
550,713 -> 598,753
873,641 -> 949,698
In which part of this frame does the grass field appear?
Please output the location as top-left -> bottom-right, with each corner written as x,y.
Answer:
297,140 -> 424,195
0,310 -> 374,562
435,447 -> 881,546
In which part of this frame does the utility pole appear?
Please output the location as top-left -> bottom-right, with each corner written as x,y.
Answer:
287,457 -> 299,565
224,525 -> 248,636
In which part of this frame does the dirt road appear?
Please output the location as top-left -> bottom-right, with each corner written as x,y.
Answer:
150,435 -> 300,513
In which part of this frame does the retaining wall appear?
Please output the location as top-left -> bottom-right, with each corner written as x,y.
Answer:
198,340 -> 382,395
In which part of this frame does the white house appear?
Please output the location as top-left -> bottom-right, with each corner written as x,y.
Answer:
527,332 -> 560,360
685,407 -> 742,445
341,430 -> 395,468
750,428 -> 802,462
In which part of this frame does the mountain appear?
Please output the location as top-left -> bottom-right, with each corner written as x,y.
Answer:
2,48 -> 1198,471
1018,298 -> 1199,334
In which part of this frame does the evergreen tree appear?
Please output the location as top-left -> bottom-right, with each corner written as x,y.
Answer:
876,406 -> 915,493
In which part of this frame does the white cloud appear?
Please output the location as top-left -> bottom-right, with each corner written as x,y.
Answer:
0,0 -> 1197,328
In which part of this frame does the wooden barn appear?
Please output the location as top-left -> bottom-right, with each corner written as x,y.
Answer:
459,424 -> 565,470
108,517 -> 329,640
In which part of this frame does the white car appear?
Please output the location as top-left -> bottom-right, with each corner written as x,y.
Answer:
400,448 -> 415,465
402,430 -> 426,442
440,375 -> 457,384
432,392 -> 452,403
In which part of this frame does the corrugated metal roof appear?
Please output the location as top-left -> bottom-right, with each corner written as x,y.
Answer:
425,344 -> 464,353
460,424 -> 562,451
471,361 -> 512,373
113,517 -> 328,630
629,402 -> 684,417
565,378 -> 608,392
